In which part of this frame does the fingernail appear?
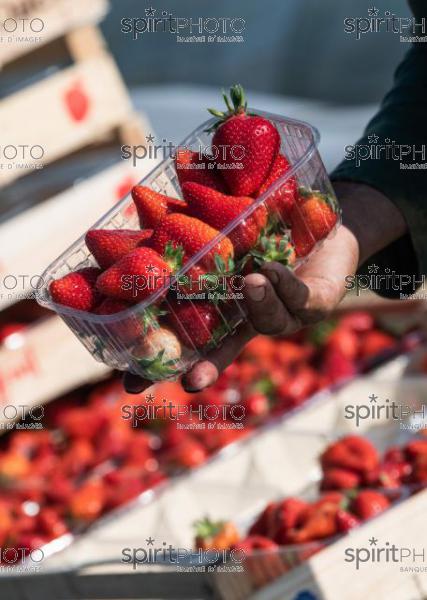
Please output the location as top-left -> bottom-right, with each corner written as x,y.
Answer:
182,376 -> 201,393
247,284 -> 266,302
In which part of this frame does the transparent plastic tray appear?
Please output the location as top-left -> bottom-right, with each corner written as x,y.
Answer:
36,111 -> 340,381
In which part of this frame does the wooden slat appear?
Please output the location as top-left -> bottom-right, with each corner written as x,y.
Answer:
0,53 -> 133,186
0,157 -> 157,310
0,315 -> 109,419
0,0 -> 108,67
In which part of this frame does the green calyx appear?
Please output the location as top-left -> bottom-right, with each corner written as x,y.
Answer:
308,319 -> 338,347
249,234 -> 294,269
298,187 -> 337,212
164,241 -> 185,273
194,517 -> 224,539
140,306 -> 168,334
206,84 -> 251,132
136,348 -> 179,380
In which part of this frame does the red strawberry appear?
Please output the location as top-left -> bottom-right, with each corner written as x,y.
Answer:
321,468 -> 361,491
233,535 -> 278,553
167,300 -> 225,349
271,497 -> 310,544
339,311 -> 374,333
359,330 -> 396,360
321,436 -> 379,476
243,392 -> 269,421
286,498 -> 339,543
175,148 -> 226,192
50,267 -> 101,311
96,247 -> 172,302
326,326 -> 359,361
94,298 -> 146,345
322,347 -> 357,384
208,84 -> 280,196
289,191 -> 338,257
336,510 -> 360,532
182,181 -> 267,257
131,185 -> 188,229
277,365 -> 318,408
169,438 -> 208,469
248,502 -> 278,537
150,213 -> 234,271
85,229 -> 153,269
256,153 -> 297,222
351,490 -> 390,521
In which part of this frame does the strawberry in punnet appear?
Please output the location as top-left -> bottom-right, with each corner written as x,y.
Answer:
195,518 -> 240,551
132,326 -> 182,380
358,330 -> 396,360
96,247 -> 172,303
50,267 -> 101,311
85,229 -> 153,269
289,189 -> 338,257
244,233 -> 296,274
321,436 -> 379,478
94,298 -> 152,345
208,84 -> 280,196
175,148 -> 226,192
256,153 -> 297,222
351,490 -> 390,521
336,510 -> 360,533
321,468 -> 361,491
167,300 -> 226,349
150,213 -> 234,271
131,185 -> 188,229
182,181 -> 267,257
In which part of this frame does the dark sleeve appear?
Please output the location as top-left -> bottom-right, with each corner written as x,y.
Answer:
331,36 -> 427,298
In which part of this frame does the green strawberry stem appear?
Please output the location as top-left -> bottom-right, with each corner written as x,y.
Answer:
249,234 -> 294,269
206,84 -> 253,132
136,348 -> 179,380
194,517 -> 224,539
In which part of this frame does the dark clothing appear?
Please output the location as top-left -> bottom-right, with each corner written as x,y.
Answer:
331,0 -> 427,298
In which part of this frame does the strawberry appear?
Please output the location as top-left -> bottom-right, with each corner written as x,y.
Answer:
320,436 -> 379,477
256,153 -> 297,222
325,325 -> 359,361
321,468 -> 361,491
358,330 -> 396,360
248,502 -> 278,537
271,498 -> 310,544
243,392 -> 269,421
96,247 -> 172,302
169,438 -> 208,469
195,517 -> 240,551
150,213 -> 234,271
286,498 -> 339,543
289,190 -> 338,257
208,84 -> 280,196
244,233 -> 296,273
175,148 -> 226,192
85,229 -> 153,269
336,510 -> 360,533
68,480 -> 106,523
233,535 -> 278,553
50,267 -> 101,311
339,311 -> 374,333
377,461 -> 411,488
182,181 -> 267,257
322,347 -> 357,384
131,185 -> 188,229
167,300 -> 226,349
276,365 -> 318,408
132,327 -> 182,380
94,298 -> 155,345
351,490 -> 390,521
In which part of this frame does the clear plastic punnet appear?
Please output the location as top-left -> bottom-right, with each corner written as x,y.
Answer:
36,111 -> 341,381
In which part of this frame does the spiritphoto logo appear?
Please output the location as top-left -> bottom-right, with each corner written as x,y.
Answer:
345,264 -> 427,299
344,6 -> 426,42
345,134 -> 427,169
0,546 -> 44,573
122,392 -> 245,429
121,136 -> 245,168
121,7 -> 245,43
0,273 -> 44,302
345,537 -> 427,572
0,144 -> 45,172
0,404 -> 44,431
344,393 -> 426,430
121,536 -> 244,571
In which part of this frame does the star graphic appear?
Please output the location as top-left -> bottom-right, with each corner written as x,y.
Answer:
369,394 -> 378,403
368,7 -> 379,17
368,134 -> 379,144
368,264 -> 379,274
145,393 -> 155,404
369,537 -> 378,546
146,133 -> 155,143
146,263 -> 155,273
146,536 -> 155,545
145,7 -> 156,17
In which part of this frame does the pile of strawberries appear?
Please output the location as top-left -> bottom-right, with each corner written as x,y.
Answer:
194,433 -> 427,576
49,85 -> 338,380
0,313 -> 403,558
320,434 -> 427,491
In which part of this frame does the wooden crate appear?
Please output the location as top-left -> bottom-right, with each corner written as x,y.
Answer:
0,157 -> 157,311
0,52 -> 135,187
0,314 -> 109,418
0,0 -> 108,67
